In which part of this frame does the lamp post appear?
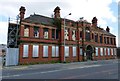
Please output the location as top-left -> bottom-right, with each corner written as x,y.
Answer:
64,13 -> 71,63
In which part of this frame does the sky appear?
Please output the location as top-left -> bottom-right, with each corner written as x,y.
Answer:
0,0 -> 119,46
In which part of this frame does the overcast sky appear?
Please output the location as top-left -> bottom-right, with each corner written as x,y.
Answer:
0,0 -> 119,46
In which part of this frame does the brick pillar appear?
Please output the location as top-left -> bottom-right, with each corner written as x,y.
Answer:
20,25 -> 24,37
59,28 -> 64,62
40,27 -> 44,38
48,29 -> 52,39
39,44 -> 42,59
19,44 -> 23,64
69,29 -> 72,40
69,46 -> 73,62
77,29 -> 80,61
29,44 -> 33,59
30,27 -> 33,38
48,45 -> 52,60
98,33 -> 100,43
103,34 -> 104,44
59,45 -> 64,62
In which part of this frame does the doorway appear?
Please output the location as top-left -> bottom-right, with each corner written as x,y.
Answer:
86,45 -> 93,60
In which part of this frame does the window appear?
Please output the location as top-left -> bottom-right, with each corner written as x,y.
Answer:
56,29 -> 59,39
95,47 -> 98,56
32,45 -> 39,57
95,33 -> 98,42
23,45 -> 29,57
107,37 -> 109,44
100,35 -> 103,43
52,29 -> 55,39
65,29 -> 69,40
85,27 -> 90,41
104,37 -> 107,44
52,46 -> 59,57
92,33 -> 94,39
44,28 -> 48,39
104,48 -> 106,56
43,45 -> 48,57
100,48 -> 103,56
110,38 -> 113,45
24,25 -> 29,37
72,30 -> 76,41
80,31 -> 82,40
65,46 -> 69,57
73,46 -> 76,57
108,48 -> 110,56
113,38 -> 116,45
34,26 -> 39,38
80,48 -> 83,55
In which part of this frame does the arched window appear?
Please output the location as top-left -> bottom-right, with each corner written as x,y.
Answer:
85,27 -> 90,41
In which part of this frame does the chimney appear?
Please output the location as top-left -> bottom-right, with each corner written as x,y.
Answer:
54,6 -> 61,19
92,17 -> 97,27
19,6 -> 26,20
106,26 -> 110,32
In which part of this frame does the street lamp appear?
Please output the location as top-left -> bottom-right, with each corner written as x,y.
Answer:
64,13 -> 71,63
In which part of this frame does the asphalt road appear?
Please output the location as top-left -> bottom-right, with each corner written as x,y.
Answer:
2,59 -> 120,80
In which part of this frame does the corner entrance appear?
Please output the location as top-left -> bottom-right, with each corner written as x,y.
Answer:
86,45 -> 93,60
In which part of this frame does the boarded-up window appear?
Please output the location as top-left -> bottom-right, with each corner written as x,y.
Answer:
73,46 -> 76,57
65,46 -> 69,57
52,46 -> 59,57
23,45 -> 28,57
24,25 -> 29,37
33,45 -> 39,57
43,45 -> 48,57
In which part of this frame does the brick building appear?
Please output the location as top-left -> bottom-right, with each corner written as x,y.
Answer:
7,6 -> 117,64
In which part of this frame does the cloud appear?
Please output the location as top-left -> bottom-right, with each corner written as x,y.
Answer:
0,0 -> 118,45
0,22 -> 8,44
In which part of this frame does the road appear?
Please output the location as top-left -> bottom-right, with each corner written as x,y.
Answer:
1,59 -> 120,80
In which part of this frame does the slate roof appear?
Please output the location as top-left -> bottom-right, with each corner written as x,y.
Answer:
24,14 -> 54,26
23,14 -> 116,37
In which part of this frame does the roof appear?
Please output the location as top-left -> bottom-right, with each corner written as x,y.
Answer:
24,14 -> 54,26
101,29 -> 116,37
23,14 -> 116,37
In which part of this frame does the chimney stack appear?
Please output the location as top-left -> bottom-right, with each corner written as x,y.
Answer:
92,17 -> 97,27
106,26 -> 110,32
54,6 -> 61,19
19,6 -> 26,20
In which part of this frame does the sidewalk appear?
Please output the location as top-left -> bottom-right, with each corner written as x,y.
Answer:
3,59 -> 119,70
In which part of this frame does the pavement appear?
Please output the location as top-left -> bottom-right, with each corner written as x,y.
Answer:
2,59 -> 119,71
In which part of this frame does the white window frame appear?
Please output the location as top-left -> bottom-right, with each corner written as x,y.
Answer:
43,45 -> 48,57
65,46 -> 69,57
32,45 -> 39,57
73,46 -> 76,57
23,45 -> 29,57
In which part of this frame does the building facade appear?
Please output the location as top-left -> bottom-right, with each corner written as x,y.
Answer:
7,6 -> 117,64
